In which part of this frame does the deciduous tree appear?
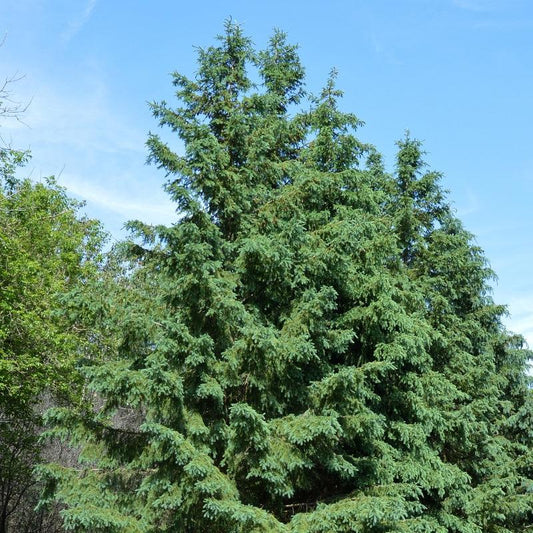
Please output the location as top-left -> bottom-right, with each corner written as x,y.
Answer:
0,151 -> 105,532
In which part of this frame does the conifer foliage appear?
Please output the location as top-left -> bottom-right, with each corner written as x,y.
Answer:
41,22 -> 532,532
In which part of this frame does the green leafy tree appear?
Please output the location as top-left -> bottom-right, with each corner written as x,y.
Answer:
0,145 -> 106,532
41,22 -> 532,532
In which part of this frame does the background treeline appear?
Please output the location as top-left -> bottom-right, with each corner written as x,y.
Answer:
1,22 -> 532,532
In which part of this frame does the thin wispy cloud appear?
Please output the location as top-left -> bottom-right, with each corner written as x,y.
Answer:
455,189 -> 480,218
504,314 -> 533,349
61,0 -> 97,43
370,34 -> 403,66
63,172 -> 176,223
472,19 -> 533,30
453,0 -> 499,11
1,59 -> 175,229
453,0 -> 525,12
490,290 -> 533,349
2,60 -> 146,155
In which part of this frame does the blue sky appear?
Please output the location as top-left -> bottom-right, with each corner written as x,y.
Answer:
0,0 -> 531,346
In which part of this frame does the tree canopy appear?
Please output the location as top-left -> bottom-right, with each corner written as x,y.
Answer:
0,63 -> 110,528
39,22 -> 532,532
0,144 -> 107,531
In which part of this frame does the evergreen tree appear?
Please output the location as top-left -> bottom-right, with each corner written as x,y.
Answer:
41,22 -> 532,532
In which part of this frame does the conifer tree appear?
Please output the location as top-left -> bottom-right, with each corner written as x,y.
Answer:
40,22 -> 532,532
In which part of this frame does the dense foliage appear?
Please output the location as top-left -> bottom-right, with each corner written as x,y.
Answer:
0,144 -> 105,532
40,23 -> 532,532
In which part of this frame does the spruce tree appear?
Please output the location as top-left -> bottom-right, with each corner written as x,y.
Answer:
40,22 -> 532,532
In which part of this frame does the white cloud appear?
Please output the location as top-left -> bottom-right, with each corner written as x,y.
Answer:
453,0 -> 526,13
455,189 -> 480,218
497,293 -> 533,351
9,64 -> 144,155
61,0 -> 98,43
453,0 -> 498,11
1,55 -> 176,231
370,34 -> 403,66
62,170 -> 176,224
